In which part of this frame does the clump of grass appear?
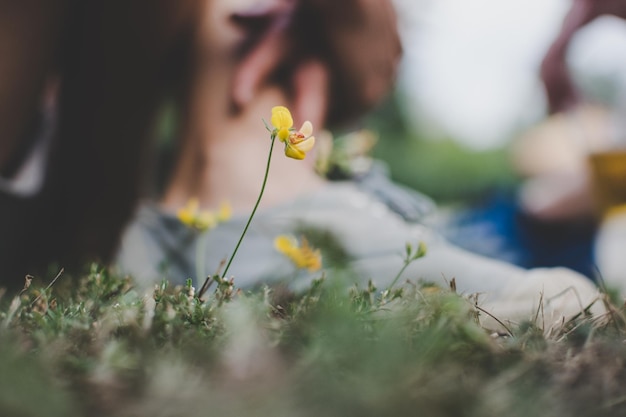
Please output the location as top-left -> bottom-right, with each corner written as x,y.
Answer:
0,265 -> 625,417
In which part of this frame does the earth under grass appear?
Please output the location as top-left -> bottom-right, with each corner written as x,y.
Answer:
0,265 -> 625,417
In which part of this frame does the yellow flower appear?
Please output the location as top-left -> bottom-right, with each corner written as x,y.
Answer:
177,198 -> 231,232
285,121 -> 316,160
271,106 -> 293,141
274,235 -> 322,272
217,200 -> 232,222
270,106 -> 316,160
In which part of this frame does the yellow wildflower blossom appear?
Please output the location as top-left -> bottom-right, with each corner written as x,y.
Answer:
270,106 -> 316,160
217,200 -> 232,222
274,235 -> 322,272
177,198 -> 231,232
285,121 -> 316,160
271,106 -> 293,141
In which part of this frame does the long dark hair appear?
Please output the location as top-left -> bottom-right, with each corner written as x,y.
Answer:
0,0 -> 200,286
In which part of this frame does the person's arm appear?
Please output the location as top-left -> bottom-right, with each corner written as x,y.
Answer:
541,0 -> 626,114
299,0 -> 402,126
232,0 -> 402,127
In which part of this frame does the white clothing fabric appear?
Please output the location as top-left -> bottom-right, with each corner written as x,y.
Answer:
116,179 -> 603,329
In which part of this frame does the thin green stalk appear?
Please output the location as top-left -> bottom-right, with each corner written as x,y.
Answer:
222,135 -> 276,278
196,232 -> 207,284
388,261 -> 410,291
388,242 -> 427,291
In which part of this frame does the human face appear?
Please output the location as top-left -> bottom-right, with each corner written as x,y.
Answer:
196,0 -> 294,58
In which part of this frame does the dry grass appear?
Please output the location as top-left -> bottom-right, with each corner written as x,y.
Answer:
0,265 -> 624,417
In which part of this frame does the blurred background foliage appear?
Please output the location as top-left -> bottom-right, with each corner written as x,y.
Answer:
363,93 -> 519,204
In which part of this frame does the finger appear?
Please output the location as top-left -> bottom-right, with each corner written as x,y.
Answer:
231,5 -> 295,107
291,60 -> 329,127
302,0 -> 402,124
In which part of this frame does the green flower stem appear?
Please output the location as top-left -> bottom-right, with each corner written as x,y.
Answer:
222,135 -> 276,278
196,231 -> 207,284
388,243 -> 426,291
388,261 -> 410,291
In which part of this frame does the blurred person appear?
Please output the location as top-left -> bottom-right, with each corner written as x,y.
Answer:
116,0 -> 604,328
520,0 -> 626,223
541,0 -> 626,115
519,0 -> 626,224
1,0 -> 342,287
517,0 -> 626,291
510,105 -> 606,279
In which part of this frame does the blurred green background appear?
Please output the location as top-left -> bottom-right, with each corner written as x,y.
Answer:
363,93 -> 519,205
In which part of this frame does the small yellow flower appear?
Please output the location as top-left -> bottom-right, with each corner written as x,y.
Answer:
270,106 -> 316,160
217,200 -> 232,222
285,121 -> 316,160
271,106 -> 293,141
177,198 -> 231,232
274,235 -> 322,272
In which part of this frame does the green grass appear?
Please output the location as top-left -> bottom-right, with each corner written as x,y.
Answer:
0,265 -> 624,417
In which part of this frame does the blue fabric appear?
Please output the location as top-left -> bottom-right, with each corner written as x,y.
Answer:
444,191 -> 597,280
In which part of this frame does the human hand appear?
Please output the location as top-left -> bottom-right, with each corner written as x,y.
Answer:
232,0 -> 401,126
540,0 -> 626,113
